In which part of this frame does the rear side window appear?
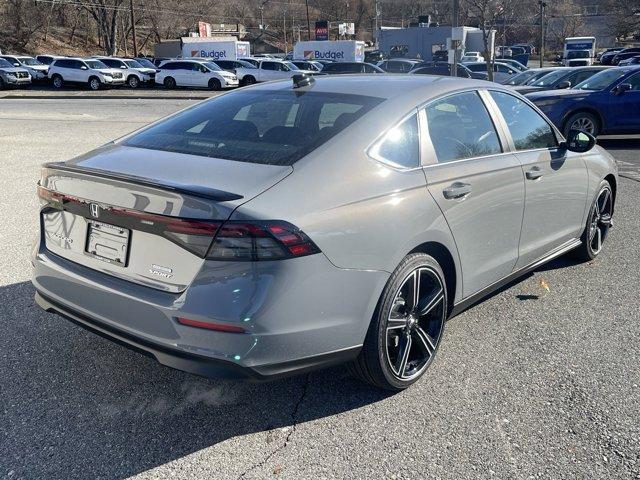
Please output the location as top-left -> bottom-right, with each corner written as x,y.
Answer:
124,90 -> 383,166
369,114 -> 420,168
489,91 -> 557,150
425,91 -> 502,163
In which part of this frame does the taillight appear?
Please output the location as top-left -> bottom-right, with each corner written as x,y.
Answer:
207,221 -> 320,261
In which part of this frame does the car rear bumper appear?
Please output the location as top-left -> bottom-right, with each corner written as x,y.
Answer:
32,245 -> 388,380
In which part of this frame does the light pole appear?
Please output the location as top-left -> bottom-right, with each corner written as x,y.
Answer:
451,0 -> 459,77
539,0 -> 547,68
305,0 -> 311,40
130,0 -> 138,57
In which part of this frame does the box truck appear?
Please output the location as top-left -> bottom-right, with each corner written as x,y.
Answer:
293,40 -> 365,62
181,39 -> 251,61
563,37 -> 596,66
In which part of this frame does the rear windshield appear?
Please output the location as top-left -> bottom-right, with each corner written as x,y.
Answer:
123,90 -> 384,166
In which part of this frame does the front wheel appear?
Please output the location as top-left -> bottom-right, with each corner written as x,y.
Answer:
51,75 -> 63,89
564,111 -> 600,137
242,75 -> 256,86
0,77 -> 5,90
348,253 -> 447,390
208,78 -> 221,91
571,180 -> 613,261
127,75 -> 140,88
88,77 -> 101,91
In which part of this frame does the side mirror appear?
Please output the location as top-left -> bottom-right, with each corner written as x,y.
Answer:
556,80 -> 571,89
562,129 -> 596,153
121,65 -> 127,69
14,63 -> 20,67
614,83 -> 631,95
80,65 -> 88,70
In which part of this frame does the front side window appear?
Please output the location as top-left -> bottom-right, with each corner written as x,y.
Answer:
624,73 -> 640,90
123,90 -> 383,166
369,114 -> 420,168
425,91 -> 502,163
490,91 -> 557,150
261,62 -> 278,71
574,69 -> 626,90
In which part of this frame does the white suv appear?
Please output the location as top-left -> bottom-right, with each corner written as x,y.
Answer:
93,56 -> 156,88
155,59 -> 238,90
48,58 -> 126,90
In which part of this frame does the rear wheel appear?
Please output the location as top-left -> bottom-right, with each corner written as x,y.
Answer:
208,78 -> 221,91
348,253 -> 447,390
51,74 -> 63,89
88,76 -> 101,91
571,180 -> 613,261
242,75 -> 256,86
127,75 -> 140,88
564,111 -> 600,137
163,77 -> 176,89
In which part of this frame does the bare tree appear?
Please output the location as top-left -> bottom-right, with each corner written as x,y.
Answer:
463,0 -> 504,81
547,0 -> 585,51
606,0 -> 640,42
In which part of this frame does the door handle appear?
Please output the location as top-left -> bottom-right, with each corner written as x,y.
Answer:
525,167 -> 543,180
443,182 -> 472,199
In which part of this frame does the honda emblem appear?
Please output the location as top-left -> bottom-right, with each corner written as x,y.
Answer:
90,203 -> 100,218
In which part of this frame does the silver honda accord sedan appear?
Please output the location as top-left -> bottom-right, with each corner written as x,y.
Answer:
32,74 -> 617,390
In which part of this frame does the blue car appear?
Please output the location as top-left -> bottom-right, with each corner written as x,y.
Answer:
526,66 -> 640,136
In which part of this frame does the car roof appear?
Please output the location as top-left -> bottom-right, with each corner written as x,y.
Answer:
246,74 -> 499,101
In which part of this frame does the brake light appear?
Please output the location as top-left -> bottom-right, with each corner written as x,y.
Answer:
207,221 -> 320,261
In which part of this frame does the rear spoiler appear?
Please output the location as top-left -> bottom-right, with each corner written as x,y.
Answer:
43,162 -> 244,203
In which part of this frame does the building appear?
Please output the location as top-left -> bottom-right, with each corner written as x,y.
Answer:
378,25 -> 494,62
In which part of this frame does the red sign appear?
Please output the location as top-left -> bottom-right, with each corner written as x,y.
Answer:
315,21 -> 329,41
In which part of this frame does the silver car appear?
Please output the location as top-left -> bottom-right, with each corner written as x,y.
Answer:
32,75 -> 618,390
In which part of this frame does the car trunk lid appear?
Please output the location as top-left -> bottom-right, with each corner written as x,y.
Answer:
39,144 -> 292,292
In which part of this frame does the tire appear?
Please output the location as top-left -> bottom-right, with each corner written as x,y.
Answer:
0,77 -> 5,90
163,77 -> 176,89
88,76 -> 101,91
127,75 -> 140,88
51,74 -> 63,89
242,75 -> 256,86
347,253 -> 448,390
564,111 -> 600,137
571,180 -> 613,262
208,78 -> 221,91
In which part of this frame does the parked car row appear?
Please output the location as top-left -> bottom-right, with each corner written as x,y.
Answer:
525,65 -> 640,136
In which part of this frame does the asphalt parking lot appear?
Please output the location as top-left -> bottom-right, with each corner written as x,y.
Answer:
1,98 -> 639,480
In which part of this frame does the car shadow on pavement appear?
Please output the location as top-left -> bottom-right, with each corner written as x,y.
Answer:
1,281 -> 392,480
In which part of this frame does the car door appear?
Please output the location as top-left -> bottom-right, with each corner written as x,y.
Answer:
487,90 -> 589,268
422,90 -> 525,297
259,61 -> 280,81
68,60 -> 86,82
610,72 -> 640,131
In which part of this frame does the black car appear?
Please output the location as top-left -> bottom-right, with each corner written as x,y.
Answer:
432,50 -> 449,62
320,62 -> 385,74
409,63 -> 486,79
514,66 -> 608,94
599,48 -> 624,65
377,58 -> 423,73
291,60 -> 322,72
612,48 -> 640,65
364,50 -> 384,63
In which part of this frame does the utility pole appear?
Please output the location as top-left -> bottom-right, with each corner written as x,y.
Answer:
539,0 -> 546,68
451,0 -> 459,77
283,9 -> 287,53
305,0 -> 311,40
130,0 -> 138,57
374,0 -> 380,48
